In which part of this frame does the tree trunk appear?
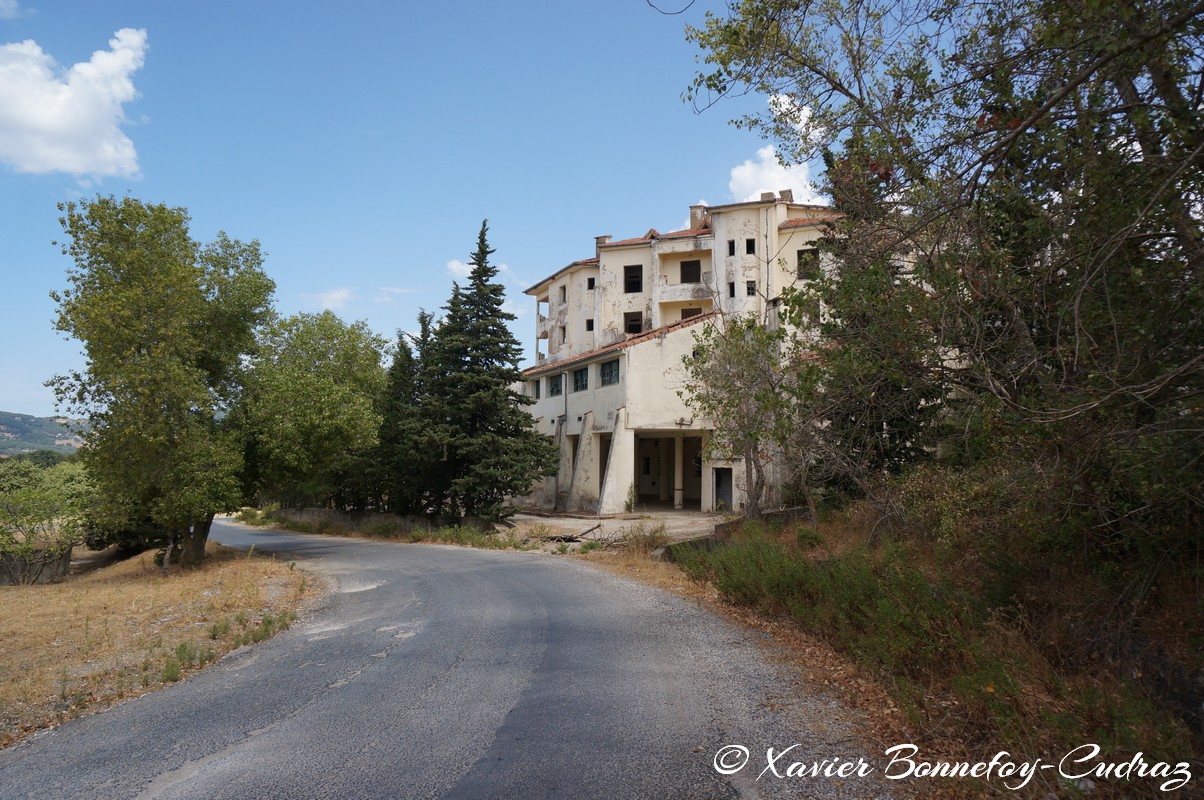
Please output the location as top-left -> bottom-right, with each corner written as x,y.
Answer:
178,513 -> 214,567
804,483 -> 819,525
743,445 -> 764,518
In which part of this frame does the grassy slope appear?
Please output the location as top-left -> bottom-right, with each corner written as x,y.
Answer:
0,541 -> 316,748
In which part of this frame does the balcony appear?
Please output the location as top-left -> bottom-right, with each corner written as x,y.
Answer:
658,272 -> 713,303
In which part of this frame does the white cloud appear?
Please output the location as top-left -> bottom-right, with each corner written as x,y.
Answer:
0,1 -> 25,20
0,27 -> 147,177
729,144 -> 825,205
373,286 -> 417,303
447,259 -> 522,284
305,287 -> 353,311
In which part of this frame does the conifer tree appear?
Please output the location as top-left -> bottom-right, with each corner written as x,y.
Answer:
377,316 -> 440,514
425,221 -> 557,520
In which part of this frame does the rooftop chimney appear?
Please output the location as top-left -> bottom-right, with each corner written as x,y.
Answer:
779,189 -> 794,202
689,204 -> 707,229
760,191 -> 776,202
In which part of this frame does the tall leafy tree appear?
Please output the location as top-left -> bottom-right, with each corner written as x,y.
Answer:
681,315 -> 800,518
241,311 -> 387,510
688,0 -> 1203,552
423,221 -> 557,520
49,196 -> 274,565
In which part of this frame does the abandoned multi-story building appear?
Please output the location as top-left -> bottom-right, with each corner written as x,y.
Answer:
520,191 -> 837,514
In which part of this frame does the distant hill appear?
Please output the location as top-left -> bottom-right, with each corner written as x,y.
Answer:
0,412 -> 86,456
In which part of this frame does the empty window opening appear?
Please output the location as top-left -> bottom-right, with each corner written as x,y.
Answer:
624,312 -> 644,334
745,238 -> 756,255
585,318 -> 594,332
680,259 -> 701,283
624,265 -> 643,293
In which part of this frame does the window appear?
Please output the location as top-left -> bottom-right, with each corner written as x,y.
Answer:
727,240 -> 736,257
642,456 -> 652,475
681,307 -> 702,320
746,280 -> 757,296
745,238 -> 756,255
558,285 -> 566,303
624,265 -> 643,293
600,359 -> 620,386
549,374 -> 563,396
532,380 -> 540,399
559,326 -> 567,345
587,277 -> 596,290
585,318 -> 594,332
624,312 -> 643,334
573,366 -> 589,392
728,282 -> 736,298
797,248 -> 820,281
680,259 -> 701,283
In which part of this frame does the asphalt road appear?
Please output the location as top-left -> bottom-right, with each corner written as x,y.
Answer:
0,521 -> 891,799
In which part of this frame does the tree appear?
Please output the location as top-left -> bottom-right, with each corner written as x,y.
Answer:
688,0 -> 1203,552
681,315 -> 801,518
421,221 -> 557,520
49,196 -> 274,565
241,311 -> 387,510
0,460 -> 90,583
377,313 -> 448,515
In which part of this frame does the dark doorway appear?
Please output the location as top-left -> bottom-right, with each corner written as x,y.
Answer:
714,468 -> 733,512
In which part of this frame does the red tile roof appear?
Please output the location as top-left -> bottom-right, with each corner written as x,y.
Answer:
779,213 -> 842,230
522,312 -> 716,378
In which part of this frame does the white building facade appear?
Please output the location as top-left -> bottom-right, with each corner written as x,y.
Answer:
521,192 -> 836,514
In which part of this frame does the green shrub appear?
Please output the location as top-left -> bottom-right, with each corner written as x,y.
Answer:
623,522 -> 669,554
794,525 -> 823,550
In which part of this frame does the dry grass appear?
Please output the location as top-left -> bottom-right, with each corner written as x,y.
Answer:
0,541 -> 318,748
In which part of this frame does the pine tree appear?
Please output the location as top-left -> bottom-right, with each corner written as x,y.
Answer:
425,221 -> 557,520
377,313 -> 445,515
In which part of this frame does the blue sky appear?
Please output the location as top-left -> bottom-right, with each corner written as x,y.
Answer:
0,1 -> 823,417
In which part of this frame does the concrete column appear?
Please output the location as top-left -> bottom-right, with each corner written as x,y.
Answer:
673,433 -> 684,509
658,440 -> 671,502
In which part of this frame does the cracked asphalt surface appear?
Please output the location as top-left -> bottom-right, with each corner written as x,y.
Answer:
0,520 -> 893,799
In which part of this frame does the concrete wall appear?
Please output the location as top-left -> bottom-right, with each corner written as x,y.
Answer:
521,196 -> 838,516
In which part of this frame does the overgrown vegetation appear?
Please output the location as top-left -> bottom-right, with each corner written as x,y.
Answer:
675,517 -> 1196,796
681,0 -> 1203,789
